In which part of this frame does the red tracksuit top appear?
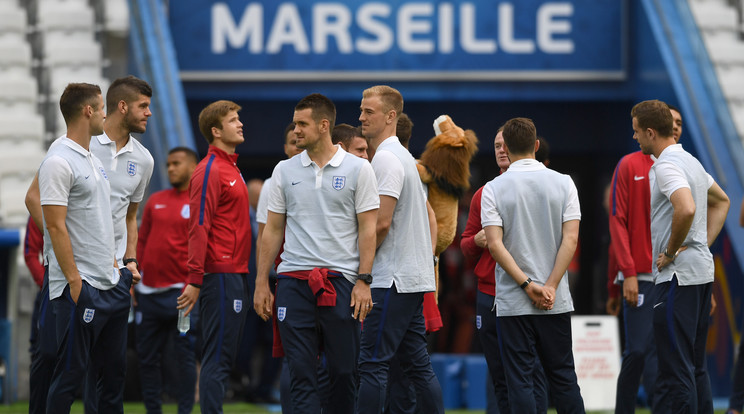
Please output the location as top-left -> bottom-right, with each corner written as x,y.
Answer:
24,217 -> 44,289
137,188 -> 190,288
188,146 -> 251,285
460,186 -> 496,296
607,151 -> 654,297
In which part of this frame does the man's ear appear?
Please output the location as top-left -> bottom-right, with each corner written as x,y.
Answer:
118,100 -> 128,115
534,139 -> 540,154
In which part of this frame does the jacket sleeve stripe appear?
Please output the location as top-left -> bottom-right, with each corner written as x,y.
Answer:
199,154 -> 216,226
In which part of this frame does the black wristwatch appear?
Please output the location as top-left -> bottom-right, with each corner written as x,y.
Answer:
520,277 -> 533,290
358,273 -> 373,285
663,248 -> 675,260
123,258 -> 139,269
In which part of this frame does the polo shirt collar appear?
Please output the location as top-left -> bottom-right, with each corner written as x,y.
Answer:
300,144 -> 346,167
60,136 -> 92,157
377,136 -> 400,150
507,158 -> 545,172
95,132 -> 134,155
208,145 -> 239,164
657,143 -> 684,160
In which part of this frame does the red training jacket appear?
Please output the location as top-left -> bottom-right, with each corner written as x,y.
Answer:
138,188 -> 190,288
24,217 -> 44,289
607,151 -> 654,298
460,186 -> 496,296
188,146 -> 251,285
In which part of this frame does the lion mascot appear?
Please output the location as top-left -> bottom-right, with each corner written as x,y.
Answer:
417,115 -> 479,293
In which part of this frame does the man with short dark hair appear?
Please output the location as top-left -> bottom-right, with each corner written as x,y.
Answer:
482,117 -> 584,414
135,146 -> 199,414
631,99 -> 729,413
332,123 -> 368,160
41,82 -> 126,413
178,100 -> 252,412
254,93 -> 378,413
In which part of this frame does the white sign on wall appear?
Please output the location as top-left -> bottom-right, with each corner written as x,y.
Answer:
571,315 -> 622,411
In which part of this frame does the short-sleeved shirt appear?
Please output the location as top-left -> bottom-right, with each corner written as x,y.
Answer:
39,137 -> 118,299
90,133 -> 154,267
371,137 -> 436,293
267,146 -> 379,284
650,144 -> 715,286
256,177 -> 272,225
481,158 -> 581,316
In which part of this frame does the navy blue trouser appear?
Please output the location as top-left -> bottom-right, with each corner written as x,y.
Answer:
29,270 -> 56,414
652,276 -> 713,414
135,288 -> 198,414
83,268 -> 134,414
729,328 -> 744,411
384,353 -> 417,414
615,280 -> 659,413
497,313 -> 585,414
276,276 -> 359,414
199,273 -> 248,413
46,270 -> 132,414
357,284 -> 444,414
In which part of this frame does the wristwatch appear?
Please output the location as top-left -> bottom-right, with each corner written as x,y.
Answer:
123,258 -> 139,269
663,248 -> 675,260
520,277 -> 533,290
358,273 -> 373,285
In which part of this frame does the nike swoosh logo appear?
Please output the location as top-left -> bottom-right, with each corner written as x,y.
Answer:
634,176 -> 645,181
229,180 -> 237,186
653,302 -> 664,309
291,181 -> 301,185
84,175 -> 90,179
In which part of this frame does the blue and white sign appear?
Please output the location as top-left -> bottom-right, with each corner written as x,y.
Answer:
170,0 -> 625,81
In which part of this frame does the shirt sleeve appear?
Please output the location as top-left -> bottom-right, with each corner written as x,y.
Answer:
460,187 -> 484,261
38,155 -> 74,206
266,163 -> 286,215
481,182 -> 503,228
355,162 -> 380,213
563,175 -> 581,221
187,161 -> 221,285
608,157 -> 638,278
256,177 -> 272,224
371,150 -> 404,199
655,161 -> 690,199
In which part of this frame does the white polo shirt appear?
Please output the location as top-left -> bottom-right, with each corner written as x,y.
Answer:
267,146 -> 379,284
256,177 -> 272,225
39,137 -> 119,299
650,144 -> 715,286
90,133 -> 154,267
371,137 -> 436,293
481,159 -> 581,316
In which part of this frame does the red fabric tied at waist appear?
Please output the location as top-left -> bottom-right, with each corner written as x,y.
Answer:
281,268 -> 340,307
271,268 -> 342,358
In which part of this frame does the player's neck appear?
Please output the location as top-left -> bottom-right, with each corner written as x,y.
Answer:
653,137 -> 676,158
509,153 -> 535,163
211,140 -> 236,155
103,121 -> 131,152
306,138 -> 337,168
369,130 -> 395,151
66,125 -> 92,151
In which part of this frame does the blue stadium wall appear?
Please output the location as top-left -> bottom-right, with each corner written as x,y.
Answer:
166,0 -> 743,398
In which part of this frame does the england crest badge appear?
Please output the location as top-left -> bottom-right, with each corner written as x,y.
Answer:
277,307 -> 286,321
127,161 -> 137,176
476,315 -> 482,330
83,308 -> 95,323
181,204 -> 190,219
332,176 -> 346,190
233,299 -> 242,313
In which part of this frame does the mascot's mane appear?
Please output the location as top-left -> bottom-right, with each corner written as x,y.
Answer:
419,129 -> 479,198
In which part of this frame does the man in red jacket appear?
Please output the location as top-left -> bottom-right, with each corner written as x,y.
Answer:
135,146 -> 198,414
461,128 -> 546,413
177,100 -> 251,412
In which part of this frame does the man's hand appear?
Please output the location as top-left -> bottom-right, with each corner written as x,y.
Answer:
126,262 -> 141,285
253,282 -> 274,322
350,280 -> 373,322
710,293 -> 717,316
177,284 -> 200,316
623,277 -> 639,307
656,252 -> 674,271
525,283 -> 554,310
474,229 -> 487,248
606,297 -> 620,316
69,278 -> 83,304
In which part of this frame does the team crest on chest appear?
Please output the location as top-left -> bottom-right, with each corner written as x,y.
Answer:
127,161 -> 137,176
83,308 -> 95,323
233,299 -> 242,313
476,315 -> 482,330
181,204 -> 190,219
332,176 -> 346,190
277,307 -> 286,321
